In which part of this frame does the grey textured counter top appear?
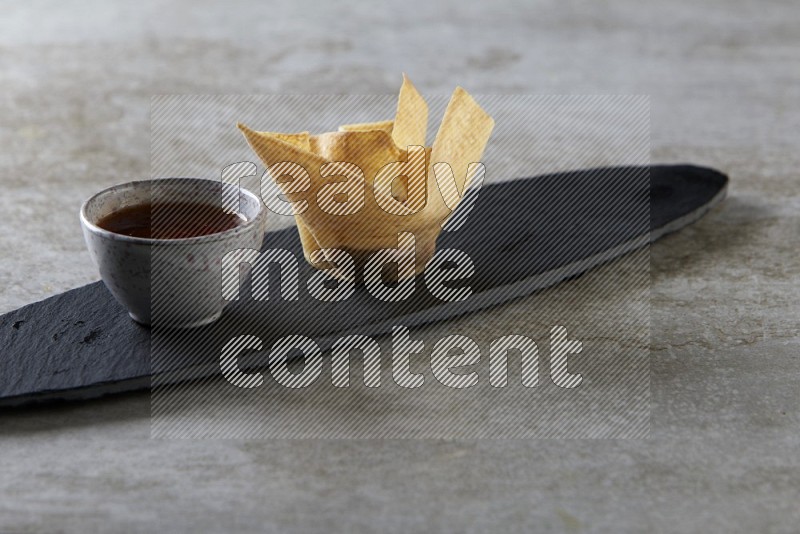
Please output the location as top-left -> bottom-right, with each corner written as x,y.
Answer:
1,0 -> 798,532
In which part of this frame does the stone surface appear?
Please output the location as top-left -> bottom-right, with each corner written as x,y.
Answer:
0,0 -> 798,532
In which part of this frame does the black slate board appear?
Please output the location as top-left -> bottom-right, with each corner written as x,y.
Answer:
0,165 -> 727,407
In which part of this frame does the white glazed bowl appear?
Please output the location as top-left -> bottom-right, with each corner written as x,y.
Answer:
80,178 -> 267,328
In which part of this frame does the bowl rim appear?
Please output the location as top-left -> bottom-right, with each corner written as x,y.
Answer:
79,177 -> 266,245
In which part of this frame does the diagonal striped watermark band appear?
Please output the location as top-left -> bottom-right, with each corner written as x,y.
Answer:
150,94 -> 650,439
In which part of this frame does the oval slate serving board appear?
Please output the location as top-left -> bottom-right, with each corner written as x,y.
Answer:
0,164 -> 727,407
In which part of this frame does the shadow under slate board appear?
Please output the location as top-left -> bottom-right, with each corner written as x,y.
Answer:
0,164 -> 728,407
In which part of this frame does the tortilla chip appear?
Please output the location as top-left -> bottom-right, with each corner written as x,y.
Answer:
268,131 -> 311,151
431,87 -> 494,193
339,120 -> 394,133
392,73 -> 428,150
237,77 -> 493,279
310,130 -> 402,173
237,123 -> 327,205
238,124 -> 322,168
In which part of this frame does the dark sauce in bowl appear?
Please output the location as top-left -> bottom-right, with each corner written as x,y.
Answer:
97,202 -> 246,239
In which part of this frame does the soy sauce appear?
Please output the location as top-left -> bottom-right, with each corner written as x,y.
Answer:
97,202 -> 246,239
